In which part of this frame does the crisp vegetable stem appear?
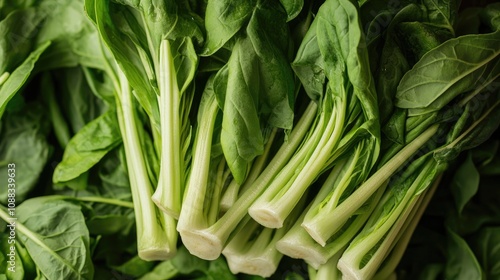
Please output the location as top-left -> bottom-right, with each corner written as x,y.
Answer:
220,128 -> 278,212
181,101 -> 318,260
223,193 -> 306,277
301,123 -> 439,245
116,67 -> 176,260
177,88 -> 220,233
276,172 -> 386,268
249,96 -> 345,228
152,39 -> 183,218
308,250 -> 344,280
373,175 -> 442,280
337,161 -> 436,280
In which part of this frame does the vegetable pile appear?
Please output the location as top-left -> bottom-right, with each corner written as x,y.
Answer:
0,0 -> 499,279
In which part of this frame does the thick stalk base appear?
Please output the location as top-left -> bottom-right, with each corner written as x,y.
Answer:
179,229 -> 223,260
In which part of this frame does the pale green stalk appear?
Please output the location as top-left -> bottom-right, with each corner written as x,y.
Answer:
301,124 -> 439,245
181,102 -> 318,260
308,250 -> 344,280
222,192 -> 306,277
337,160 -> 439,280
177,88 -> 220,233
373,175 -> 442,280
249,95 -> 345,228
220,128 -> 278,212
152,39 -> 183,218
116,67 -> 176,260
276,168 -> 386,269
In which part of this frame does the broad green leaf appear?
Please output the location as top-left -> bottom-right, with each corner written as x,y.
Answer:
434,96 -> 500,163
292,19 -> 325,101
16,198 -> 94,280
396,21 -> 452,62
220,38 -> 264,183
217,0 -> 295,183
34,0 -> 109,70
245,0 -> 295,129
0,41 -> 50,119
422,0 -> 458,34
0,105 -> 52,204
279,0 -> 304,22
0,8 -> 44,73
445,228 -> 482,280
202,0 -> 257,55
471,227 -> 500,279
373,3 -> 421,122
53,109 -> 122,184
450,154 -> 479,214
395,31 -> 500,115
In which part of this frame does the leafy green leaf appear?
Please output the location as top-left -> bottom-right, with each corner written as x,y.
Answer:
445,227 -> 482,280
395,31 -> 500,115
53,109 -> 122,184
216,0 -> 295,183
279,0 -> 304,22
16,198 -> 94,280
422,0 -> 458,34
471,227 -> 500,279
34,0 -> 109,70
0,104 -> 52,204
450,154 -> 479,214
0,7 -> 44,73
0,41 -> 50,118
202,0 -> 257,55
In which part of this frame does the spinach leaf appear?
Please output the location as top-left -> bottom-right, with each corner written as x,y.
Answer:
52,109 -> 122,185
395,31 -> 500,116
450,154 -> 479,214
0,41 -> 50,118
215,0 -> 295,183
0,7 -> 44,74
14,197 -> 94,279
279,0 -> 304,22
445,227 -> 482,280
0,104 -> 52,204
373,3 -> 421,123
34,0 -> 110,71
203,0 -> 257,55
471,227 -> 500,279
422,0 -> 458,35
